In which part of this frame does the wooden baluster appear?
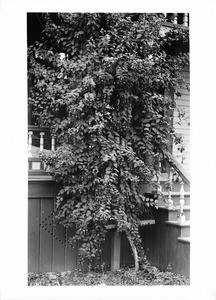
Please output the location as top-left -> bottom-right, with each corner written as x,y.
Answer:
167,190 -> 173,207
173,13 -> 178,25
51,135 -> 55,151
28,131 -> 33,157
167,167 -> 173,207
183,13 -> 189,26
40,132 -> 45,151
179,178 -> 185,222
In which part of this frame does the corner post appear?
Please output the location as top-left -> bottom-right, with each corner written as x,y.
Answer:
111,229 -> 121,271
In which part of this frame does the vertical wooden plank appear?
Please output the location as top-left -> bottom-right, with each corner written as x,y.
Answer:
120,232 -> 133,267
144,226 -> 151,261
158,210 -> 168,271
51,196 -> 65,272
52,218 -> 66,272
65,226 -> 78,271
111,230 -> 121,271
28,198 -> 40,273
148,225 -> 154,263
151,209 -> 160,267
166,225 -> 180,273
40,198 -> 54,272
101,231 -> 112,268
176,241 -> 190,278
64,229 -> 67,271
120,232 -> 125,267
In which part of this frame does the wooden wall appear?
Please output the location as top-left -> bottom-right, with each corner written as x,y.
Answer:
28,179 -> 189,278
28,179 -> 112,273
28,196 -> 112,273
140,208 -> 190,278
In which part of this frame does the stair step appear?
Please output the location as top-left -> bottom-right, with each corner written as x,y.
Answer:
165,220 -> 190,237
157,192 -> 190,206
28,169 -> 47,175
165,220 -> 190,226
28,174 -> 54,181
157,205 -> 190,221
177,236 -> 190,244
158,205 -> 190,210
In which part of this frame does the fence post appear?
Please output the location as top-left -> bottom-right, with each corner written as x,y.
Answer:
111,230 -> 121,271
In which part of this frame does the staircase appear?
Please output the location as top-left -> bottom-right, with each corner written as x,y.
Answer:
154,153 -> 190,278
28,126 -> 190,277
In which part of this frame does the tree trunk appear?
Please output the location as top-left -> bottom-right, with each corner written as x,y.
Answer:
126,232 -> 139,273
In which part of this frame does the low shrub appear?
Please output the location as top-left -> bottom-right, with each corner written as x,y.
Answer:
28,265 -> 189,286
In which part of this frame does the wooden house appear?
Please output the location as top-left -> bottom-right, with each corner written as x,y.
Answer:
28,13 -> 190,278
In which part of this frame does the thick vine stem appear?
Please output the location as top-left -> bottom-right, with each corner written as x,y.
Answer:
126,231 -> 139,273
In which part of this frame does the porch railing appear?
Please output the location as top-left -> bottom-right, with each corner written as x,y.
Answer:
28,126 -> 190,223
163,13 -> 189,27
28,125 -> 56,175
157,150 -> 190,223
28,125 -> 56,157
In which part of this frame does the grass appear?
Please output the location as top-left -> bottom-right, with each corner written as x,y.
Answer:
28,265 -> 189,286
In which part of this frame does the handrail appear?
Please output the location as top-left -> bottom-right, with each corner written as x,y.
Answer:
164,150 -> 190,187
28,125 -> 50,132
28,126 -> 190,189
158,151 -> 190,222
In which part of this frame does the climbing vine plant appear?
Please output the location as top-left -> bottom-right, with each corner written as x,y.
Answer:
28,13 -> 189,271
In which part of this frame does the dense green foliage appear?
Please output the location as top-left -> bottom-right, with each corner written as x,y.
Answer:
28,13 -> 189,269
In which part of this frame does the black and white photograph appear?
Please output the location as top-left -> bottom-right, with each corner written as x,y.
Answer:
27,12 -> 190,286
1,1 -> 216,300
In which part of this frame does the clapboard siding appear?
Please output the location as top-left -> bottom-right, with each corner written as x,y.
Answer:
174,125 -> 190,131
174,106 -> 190,113
175,99 -> 190,107
172,68 -> 190,173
